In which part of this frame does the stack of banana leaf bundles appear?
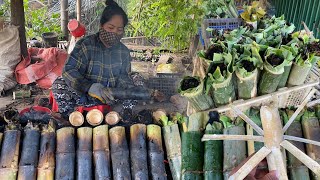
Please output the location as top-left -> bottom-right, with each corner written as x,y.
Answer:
179,15 -> 320,111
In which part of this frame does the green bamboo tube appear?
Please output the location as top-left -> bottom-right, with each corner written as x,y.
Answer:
109,126 -> 131,180
301,115 -> 320,180
93,125 -> 111,180
147,125 -> 167,179
223,126 -> 247,179
277,62 -> 292,88
204,127 -> 223,180
55,127 -> 75,180
77,127 -> 93,180
130,124 -> 148,179
181,132 -> 203,180
287,62 -> 312,86
37,123 -> 56,180
258,63 -> 283,95
18,123 -> 40,180
236,69 -> 258,100
162,124 -> 181,180
0,168 -> 18,180
211,74 -> 236,107
179,76 -> 214,111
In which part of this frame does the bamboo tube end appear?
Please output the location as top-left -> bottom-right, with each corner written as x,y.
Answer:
152,109 -> 167,125
105,111 -> 121,125
69,111 -> 84,127
86,109 -> 103,126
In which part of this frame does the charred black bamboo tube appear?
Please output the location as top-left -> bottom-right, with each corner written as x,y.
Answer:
93,125 -> 111,180
109,126 -> 131,180
0,123 -> 21,180
130,124 -> 148,179
147,125 -> 167,179
77,127 -> 93,180
55,127 -> 75,180
37,121 -> 56,180
18,122 -> 40,180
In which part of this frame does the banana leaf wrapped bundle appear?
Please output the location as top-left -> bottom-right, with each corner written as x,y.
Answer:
220,115 -> 247,179
179,76 -> 214,111
281,109 -> 310,180
203,121 -> 223,180
258,47 -> 293,95
301,109 -> 320,180
181,112 -> 205,180
234,44 -> 263,99
198,42 -> 228,73
206,52 -> 235,106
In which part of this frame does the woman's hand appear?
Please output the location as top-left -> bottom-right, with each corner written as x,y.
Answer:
88,83 -> 114,103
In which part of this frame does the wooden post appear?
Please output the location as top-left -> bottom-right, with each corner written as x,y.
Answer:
61,0 -> 69,40
76,0 -> 81,22
10,0 -> 28,58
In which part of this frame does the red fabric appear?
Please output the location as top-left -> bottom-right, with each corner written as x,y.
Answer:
15,47 -> 68,89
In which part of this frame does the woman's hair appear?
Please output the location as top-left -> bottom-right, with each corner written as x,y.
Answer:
100,0 -> 128,27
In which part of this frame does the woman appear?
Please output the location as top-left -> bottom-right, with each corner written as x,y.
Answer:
52,0 -> 140,116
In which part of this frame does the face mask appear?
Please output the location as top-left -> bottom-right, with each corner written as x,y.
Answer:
99,28 -> 123,47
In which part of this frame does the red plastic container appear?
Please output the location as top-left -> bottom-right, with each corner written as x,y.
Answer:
68,19 -> 86,37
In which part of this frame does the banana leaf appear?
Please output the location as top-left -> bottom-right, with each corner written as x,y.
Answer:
301,109 -> 320,180
206,52 -> 236,106
258,47 -> 289,95
179,76 -> 214,111
235,44 -> 263,99
282,109 -> 310,180
203,122 -> 223,180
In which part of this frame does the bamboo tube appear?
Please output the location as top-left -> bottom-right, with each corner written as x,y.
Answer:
152,109 -> 167,125
55,127 -> 75,180
77,127 -> 93,180
163,124 -> 181,180
278,63 -> 292,89
223,126 -> 247,179
258,64 -> 283,95
236,68 -> 258,99
211,73 -> 236,107
93,125 -> 111,180
18,122 -> 40,180
109,126 -> 131,180
86,109 -> 103,126
287,62 -> 312,86
0,124 -> 21,180
260,106 -> 288,179
69,111 -> 84,127
105,111 -> 121,125
130,124 -> 148,179
37,121 -> 56,180
147,125 -> 167,179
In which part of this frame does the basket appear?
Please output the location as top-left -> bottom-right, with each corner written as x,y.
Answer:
201,18 -> 243,47
187,67 -> 320,117
146,73 -> 182,96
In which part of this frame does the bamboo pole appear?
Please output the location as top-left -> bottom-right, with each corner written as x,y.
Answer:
37,121 -> 56,180
109,126 -> 131,180
260,106 -> 288,180
284,135 -> 320,147
18,122 -> 40,180
281,140 -> 320,176
246,124 -> 255,155
229,146 -> 271,180
61,0 -> 68,40
76,0 -> 81,22
93,125 -> 111,180
55,127 -> 75,180
202,134 -> 264,142
130,124 -> 148,179
77,127 -> 93,180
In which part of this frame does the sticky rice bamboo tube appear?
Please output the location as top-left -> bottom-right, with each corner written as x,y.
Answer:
236,69 -> 258,100
93,125 -> 111,180
105,111 -> 121,125
278,63 -> 292,89
55,127 -> 75,180
130,124 -> 148,179
0,125 -> 21,180
258,64 -> 283,95
147,125 -> 167,179
69,111 -> 84,127
287,62 -> 312,86
301,116 -> 320,180
162,124 -> 181,180
37,123 -> 56,180
86,109 -> 103,126
223,126 -> 247,179
109,126 -> 131,180
77,127 -> 93,180
153,109 -> 167,125
18,123 -> 40,180
211,74 -> 236,106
